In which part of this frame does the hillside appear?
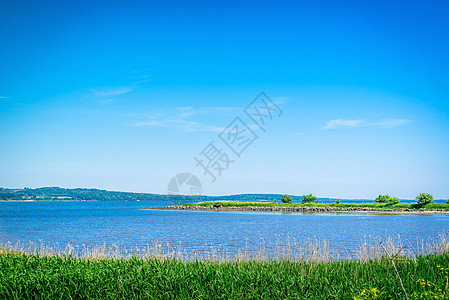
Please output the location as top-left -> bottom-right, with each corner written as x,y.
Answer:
0,187 -> 310,202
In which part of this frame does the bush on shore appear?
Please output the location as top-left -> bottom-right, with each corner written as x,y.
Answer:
301,194 -> 318,204
281,194 -> 292,204
416,193 -> 434,206
374,194 -> 400,205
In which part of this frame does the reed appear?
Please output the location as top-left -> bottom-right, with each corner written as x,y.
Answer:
1,231 -> 448,262
1,247 -> 448,299
1,233 -> 449,299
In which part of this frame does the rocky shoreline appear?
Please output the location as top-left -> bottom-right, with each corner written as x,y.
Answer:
147,205 -> 449,214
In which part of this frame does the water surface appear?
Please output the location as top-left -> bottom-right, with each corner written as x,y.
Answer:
0,200 -> 447,258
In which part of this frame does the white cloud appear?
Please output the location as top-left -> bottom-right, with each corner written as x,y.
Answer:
130,104 -> 244,133
132,118 -> 226,132
133,120 -> 163,127
175,106 -> 242,117
135,79 -> 152,85
99,98 -> 116,105
209,106 -> 242,113
322,118 -> 413,130
92,87 -> 132,97
176,106 -> 195,117
0,96 -> 8,99
369,118 -> 413,128
271,97 -> 289,105
130,104 -> 264,133
322,119 -> 365,129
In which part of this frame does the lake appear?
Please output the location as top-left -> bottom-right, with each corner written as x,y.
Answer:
1,200 -> 448,259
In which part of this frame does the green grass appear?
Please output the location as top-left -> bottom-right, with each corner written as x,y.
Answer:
1,251 -> 448,299
180,201 -> 449,211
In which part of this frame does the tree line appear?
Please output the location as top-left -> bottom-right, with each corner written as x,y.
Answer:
279,192 -> 449,206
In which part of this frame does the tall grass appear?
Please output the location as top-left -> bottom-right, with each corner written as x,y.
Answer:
1,232 -> 449,262
1,234 -> 449,299
1,249 -> 448,299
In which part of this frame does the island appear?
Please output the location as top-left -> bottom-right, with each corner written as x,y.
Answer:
148,199 -> 449,214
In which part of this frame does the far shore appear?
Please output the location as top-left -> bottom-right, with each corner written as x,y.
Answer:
146,204 -> 449,215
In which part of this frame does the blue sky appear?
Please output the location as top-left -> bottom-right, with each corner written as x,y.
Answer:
1,0 -> 448,199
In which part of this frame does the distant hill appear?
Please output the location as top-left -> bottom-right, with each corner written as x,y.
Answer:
3,187 -> 442,203
0,187 -> 321,202
0,187 -> 166,201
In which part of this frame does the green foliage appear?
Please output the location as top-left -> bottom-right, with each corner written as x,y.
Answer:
1,251 -> 448,299
301,194 -> 318,204
353,287 -> 385,300
0,192 -> 21,200
416,193 -> 434,205
414,265 -> 449,299
374,194 -> 400,205
387,196 -> 399,205
273,199 -> 276,203
281,194 -> 293,204
183,201 -> 449,212
336,199 -> 340,204
420,203 -> 449,211
446,199 -> 449,205
374,195 -> 387,203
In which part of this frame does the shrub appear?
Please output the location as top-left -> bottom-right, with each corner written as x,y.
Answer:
336,199 -> 340,204
389,198 -> 399,205
281,194 -> 292,204
374,194 -> 400,205
301,194 -> 318,204
416,193 -> 434,206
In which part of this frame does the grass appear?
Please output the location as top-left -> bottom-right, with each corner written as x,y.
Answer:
4,232 -> 448,261
179,200 -> 449,211
1,250 -> 448,299
1,234 -> 449,299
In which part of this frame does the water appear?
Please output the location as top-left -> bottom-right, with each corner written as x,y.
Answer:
0,200 -> 448,258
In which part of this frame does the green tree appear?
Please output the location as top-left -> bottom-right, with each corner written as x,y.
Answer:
281,194 -> 292,204
301,194 -> 318,204
446,199 -> 449,205
388,197 -> 400,205
336,199 -> 340,204
416,193 -> 434,206
374,194 -> 399,205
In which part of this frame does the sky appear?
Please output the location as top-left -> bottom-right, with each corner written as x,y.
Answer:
1,0 -> 448,199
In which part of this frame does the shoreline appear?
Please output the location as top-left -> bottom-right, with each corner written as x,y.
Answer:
146,205 -> 449,214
